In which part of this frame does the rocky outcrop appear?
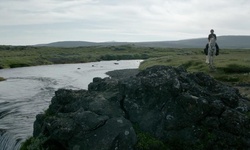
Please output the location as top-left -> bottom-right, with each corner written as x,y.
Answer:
29,65 -> 250,149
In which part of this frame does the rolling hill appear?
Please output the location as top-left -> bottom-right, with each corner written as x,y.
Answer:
36,35 -> 250,49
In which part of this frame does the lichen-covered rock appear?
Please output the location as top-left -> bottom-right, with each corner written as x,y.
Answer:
33,87 -> 136,150
119,66 -> 250,149
30,65 -> 250,149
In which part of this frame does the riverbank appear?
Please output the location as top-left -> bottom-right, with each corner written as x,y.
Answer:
0,45 -> 152,69
0,77 -> 5,81
1,45 -> 249,97
1,45 -> 249,83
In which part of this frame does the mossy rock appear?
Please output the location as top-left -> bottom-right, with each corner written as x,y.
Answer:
135,131 -> 169,150
20,135 -> 64,150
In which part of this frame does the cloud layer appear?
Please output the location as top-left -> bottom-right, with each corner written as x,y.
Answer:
1,0 -> 250,45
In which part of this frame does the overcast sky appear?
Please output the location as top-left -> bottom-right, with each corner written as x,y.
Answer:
1,0 -> 250,45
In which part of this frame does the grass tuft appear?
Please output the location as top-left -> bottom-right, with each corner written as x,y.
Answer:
214,75 -> 240,82
220,64 -> 250,73
139,49 -> 250,84
0,77 -> 5,81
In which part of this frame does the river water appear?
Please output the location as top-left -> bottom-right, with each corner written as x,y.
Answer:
0,60 -> 142,150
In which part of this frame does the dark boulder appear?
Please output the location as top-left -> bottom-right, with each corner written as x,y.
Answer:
29,65 -> 250,149
33,88 -> 136,150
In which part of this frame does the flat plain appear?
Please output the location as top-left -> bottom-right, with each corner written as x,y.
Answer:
1,45 -> 249,98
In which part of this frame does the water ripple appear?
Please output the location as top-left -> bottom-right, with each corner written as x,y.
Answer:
0,60 -> 142,149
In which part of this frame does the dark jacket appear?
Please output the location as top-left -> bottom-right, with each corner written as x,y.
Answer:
204,43 -> 219,55
208,33 -> 217,41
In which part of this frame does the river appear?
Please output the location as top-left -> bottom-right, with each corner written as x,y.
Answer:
0,60 -> 142,150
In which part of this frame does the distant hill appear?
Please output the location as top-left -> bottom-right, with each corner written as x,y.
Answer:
36,35 -> 250,49
36,41 -> 129,47
36,41 -> 96,47
135,36 -> 250,49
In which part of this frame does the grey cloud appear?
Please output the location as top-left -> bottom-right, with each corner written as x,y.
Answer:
0,0 -> 250,45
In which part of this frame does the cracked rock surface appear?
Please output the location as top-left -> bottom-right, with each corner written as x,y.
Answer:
32,66 -> 250,149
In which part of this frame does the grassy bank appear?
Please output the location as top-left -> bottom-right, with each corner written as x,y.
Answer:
1,45 -> 250,95
0,77 -> 5,81
140,49 -> 250,83
1,45 -> 250,82
0,45 -> 158,69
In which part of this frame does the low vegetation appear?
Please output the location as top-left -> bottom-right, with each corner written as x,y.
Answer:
139,48 -> 250,99
0,45 -> 153,69
20,135 -> 50,150
0,77 -> 5,81
133,124 -> 168,150
139,49 -> 250,84
1,45 -> 250,86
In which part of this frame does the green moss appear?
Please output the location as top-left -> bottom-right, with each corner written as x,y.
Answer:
20,136 -> 47,150
134,127 -> 217,150
20,135 -> 64,150
245,111 -> 250,118
135,131 -> 169,150
20,137 -> 33,150
133,125 -> 169,150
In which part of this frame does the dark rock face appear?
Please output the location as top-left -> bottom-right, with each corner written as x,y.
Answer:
33,87 -> 136,150
32,65 -> 250,149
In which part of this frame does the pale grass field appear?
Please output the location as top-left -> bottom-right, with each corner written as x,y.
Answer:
139,49 -> 250,99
